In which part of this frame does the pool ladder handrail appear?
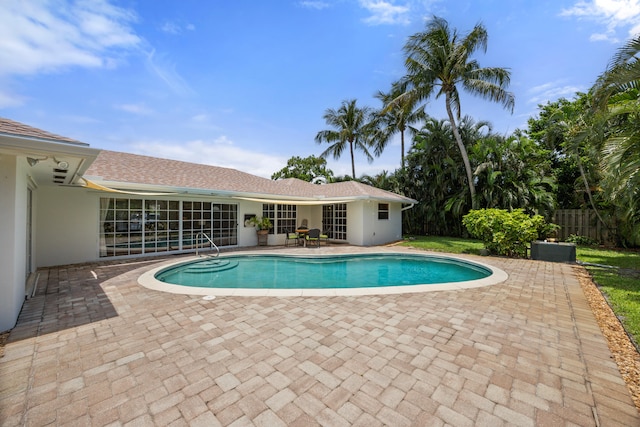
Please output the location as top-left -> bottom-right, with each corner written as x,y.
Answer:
195,232 -> 220,257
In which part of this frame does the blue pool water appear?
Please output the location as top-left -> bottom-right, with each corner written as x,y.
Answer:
155,254 -> 491,289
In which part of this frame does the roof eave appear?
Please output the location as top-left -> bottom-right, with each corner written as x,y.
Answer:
0,134 -> 99,157
82,177 -> 418,204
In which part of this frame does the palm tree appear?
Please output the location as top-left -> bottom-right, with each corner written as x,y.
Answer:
562,101 -> 608,226
374,81 -> 426,168
359,170 -> 397,192
399,16 -> 514,209
402,117 -> 469,235
593,36 -> 640,108
472,133 -> 556,216
593,36 -> 640,243
601,91 -> 640,229
315,99 -> 375,180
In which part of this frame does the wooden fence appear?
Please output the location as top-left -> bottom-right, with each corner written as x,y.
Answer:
552,209 -> 615,243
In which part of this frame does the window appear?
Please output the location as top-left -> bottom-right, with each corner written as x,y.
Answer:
378,203 -> 389,220
262,204 -> 296,234
100,198 -> 237,257
277,204 -> 296,234
262,204 -> 276,234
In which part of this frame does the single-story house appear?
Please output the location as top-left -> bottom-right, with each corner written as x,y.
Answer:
0,117 -> 416,331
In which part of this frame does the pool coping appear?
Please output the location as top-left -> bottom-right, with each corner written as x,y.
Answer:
137,248 -> 509,297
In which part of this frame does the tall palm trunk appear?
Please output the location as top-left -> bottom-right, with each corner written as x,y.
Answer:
577,157 -> 608,230
400,128 -> 406,168
349,139 -> 356,179
445,92 -> 477,209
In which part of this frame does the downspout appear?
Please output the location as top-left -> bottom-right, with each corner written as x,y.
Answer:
400,203 -> 415,240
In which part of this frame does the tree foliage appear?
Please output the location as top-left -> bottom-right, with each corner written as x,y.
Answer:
373,81 -> 426,169
397,116 -> 555,237
527,95 -> 607,202
525,43 -> 640,246
271,155 -> 334,183
306,25 -> 640,246
399,16 -> 514,209
471,133 -> 556,216
315,99 -> 376,180
592,36 -> 640,245
398,117 -> 467,236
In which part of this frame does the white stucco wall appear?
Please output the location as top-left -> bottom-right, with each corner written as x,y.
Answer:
371,202 -> 403,245
36,187 -> 99,267
0,155 -> 28,331
347,202 -> 364,245
238,201 -> 263,246
36,195 -> 311,266
32,192 -> 408,270
348,201 -> 403,246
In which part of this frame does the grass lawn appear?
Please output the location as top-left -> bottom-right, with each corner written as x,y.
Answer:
399,235 -> 485,255
401,235 -> 640,348
577,246 -> 640,348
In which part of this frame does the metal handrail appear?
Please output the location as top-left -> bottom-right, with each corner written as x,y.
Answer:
195,232 -> 220,257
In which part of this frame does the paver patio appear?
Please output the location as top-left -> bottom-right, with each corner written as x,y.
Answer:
1,246 -> 638,426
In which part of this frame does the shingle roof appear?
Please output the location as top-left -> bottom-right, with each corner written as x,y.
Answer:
86,150 -> 416,203
0,117 -> 86,145
1,117 -> 414,202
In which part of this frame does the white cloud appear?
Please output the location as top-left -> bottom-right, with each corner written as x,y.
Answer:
527,81 -> 584,105
145,49 -> 194,96
0,0 -> 141,77
187,113 -> 223,131
116,103 -> 153,115
561,0 -> 640,41
131,137 -> 287,178
60,114 -> 102,124
359,0 -> 411,25
161,22 -> 181,34
590,32 -> 615,41
191,114 -> 210,123
0,88 -> 26,108
160,20 -> 196,34
562,0 -> 640,20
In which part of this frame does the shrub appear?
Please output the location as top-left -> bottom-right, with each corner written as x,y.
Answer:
462,209 -> 557,257
248,216 -> 272,230
565,234 -> 598,246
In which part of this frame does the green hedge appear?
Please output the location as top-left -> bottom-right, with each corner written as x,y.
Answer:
463,209 -> 557,257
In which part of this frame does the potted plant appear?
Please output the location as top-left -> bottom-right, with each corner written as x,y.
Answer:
249,216 -> 272,246
248,216 -> 272,234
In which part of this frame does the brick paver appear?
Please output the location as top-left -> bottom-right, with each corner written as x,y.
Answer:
1,247 -> 638,426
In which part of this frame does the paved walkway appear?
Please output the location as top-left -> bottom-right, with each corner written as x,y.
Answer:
1,247 -> 638,426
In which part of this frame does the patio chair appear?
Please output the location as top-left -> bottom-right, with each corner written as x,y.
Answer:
305,228 -> 321,248
284,229 -> 299,247
299,219 -> 308,229
320,226 -> 330,246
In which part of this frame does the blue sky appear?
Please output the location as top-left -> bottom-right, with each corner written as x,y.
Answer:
2,1 -> 640,178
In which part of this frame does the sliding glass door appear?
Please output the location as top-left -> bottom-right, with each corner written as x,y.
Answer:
322,203 -> 347,241
99,197 -> 237,257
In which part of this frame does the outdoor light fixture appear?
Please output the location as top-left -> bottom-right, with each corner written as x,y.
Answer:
26,157 -> 47,167
56,160 -> 69,170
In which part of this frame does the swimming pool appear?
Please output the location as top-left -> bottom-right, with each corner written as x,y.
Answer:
138,251 -> 508,296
